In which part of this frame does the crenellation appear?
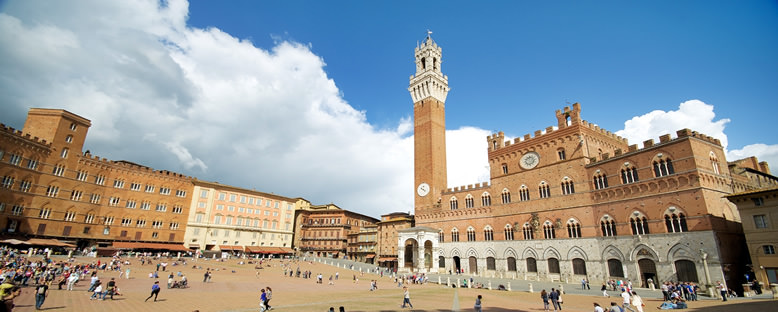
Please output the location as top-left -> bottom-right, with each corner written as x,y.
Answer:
676,128 -> 691,138
587,128 -> 726,165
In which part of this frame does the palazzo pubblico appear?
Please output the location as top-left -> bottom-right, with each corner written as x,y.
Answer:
398,34 -> 777,293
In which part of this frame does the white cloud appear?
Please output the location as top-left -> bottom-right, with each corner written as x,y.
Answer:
0,0 -> 414,217
446,127 -> 492,188
616,100 -> 730,149
616,100 -> 776,171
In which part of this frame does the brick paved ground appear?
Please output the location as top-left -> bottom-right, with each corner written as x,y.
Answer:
8,256 -> 775,312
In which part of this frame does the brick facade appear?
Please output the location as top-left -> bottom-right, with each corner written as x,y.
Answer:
0,109 -> 192,250
407,37 -> 776,293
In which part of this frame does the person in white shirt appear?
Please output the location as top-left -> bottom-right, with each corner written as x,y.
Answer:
621,289 -> 635,312
631,291 -> 644,312
594,303 -> 604,312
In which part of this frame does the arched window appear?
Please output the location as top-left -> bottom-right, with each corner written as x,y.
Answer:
487,257 -> 496,270
543,221 -> 555,239
567,219 -> 582,238
501,163 -> 508,174
526,257 -> 538,272
523,222 -> 534,240
538,181 -> 550,199
593,171 -> 609,190
630,212 -> 650,235
483,226 -> 494,241
450,228 -> 459,242
519,185 -> 531,201
710,152 -> 720,174
561,177 -> 575,195
653,157 -> 675,177
664,208 -> 688,233
548,258 -> 560,274
504,224 -> 515,240
607,259 -> 624,277
507,257 -> 517,271
466,227 -> 476,241
449,197 -> 459,210
481,192 -> 492,206
600,216 -> 617,237
572,258 -> 587,275
621,163 -> 639,184
62,210 -> 75,221
464,195 -> 474,208
501,188 -> 511,204
557,148 -> 566,160
438,230 -> 445,243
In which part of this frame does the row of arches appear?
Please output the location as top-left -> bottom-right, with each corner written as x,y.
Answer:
438,210 -> 689,242
439,243 -> 701,285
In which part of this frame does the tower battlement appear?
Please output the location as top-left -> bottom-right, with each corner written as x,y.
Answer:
581,120 -> 628,143
487,103 -> 630,151
0,123 -> 52,147
445,181 -> 490,194
587,128 -> 723,164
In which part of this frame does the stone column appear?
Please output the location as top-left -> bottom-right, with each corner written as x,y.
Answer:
417,244 -> 425,272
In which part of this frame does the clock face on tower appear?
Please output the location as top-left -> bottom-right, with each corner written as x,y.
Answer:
520,152 -> 540,169
417,183 -> 430,197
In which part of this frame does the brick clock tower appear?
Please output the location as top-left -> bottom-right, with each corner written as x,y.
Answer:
409,33 -> 449,216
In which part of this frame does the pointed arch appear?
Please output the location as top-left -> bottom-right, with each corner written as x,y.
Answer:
602,245 -> 626,261
630,244 -> 659,261
542,247 -> 561,260
567,246 -> 588,261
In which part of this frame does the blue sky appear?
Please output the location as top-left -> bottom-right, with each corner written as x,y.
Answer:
187,0 -> 778,146
1,0 -> 777,217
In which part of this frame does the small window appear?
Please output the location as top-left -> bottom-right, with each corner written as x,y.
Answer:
69,123 -> 77,131
754,215 -> 769,229
502,164 -> 508,174
764,245 -> 775,255
557,149 -> 566,160
65,135 -> 73,143
752,198 -> 764,206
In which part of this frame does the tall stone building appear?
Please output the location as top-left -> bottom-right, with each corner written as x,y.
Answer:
400,35 -> 776,293
375,212 -> 414,270
294,203 -> 378,258
0,109 -> 192,251
183,180 -> 298,256
727,187 -> 778,286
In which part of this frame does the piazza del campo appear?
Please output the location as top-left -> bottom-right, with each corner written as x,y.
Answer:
0,5 -> 777,312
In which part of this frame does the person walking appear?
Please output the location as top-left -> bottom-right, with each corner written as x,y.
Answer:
34,281 -> 49,310
265,287 -> 273,310
400,286 -> 413,309
549,288 -> 560,311
631,291 -> 644,312
260,288 -> 268,312
474,294 -> 482,312
144,281 -> 160,302
602,283 -> 610,297
716,281 -> 727,301
541,289 -> 550,311
621,289 -> 635,312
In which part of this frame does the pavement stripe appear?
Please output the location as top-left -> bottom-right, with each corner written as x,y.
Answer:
451,287 -> 460,311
